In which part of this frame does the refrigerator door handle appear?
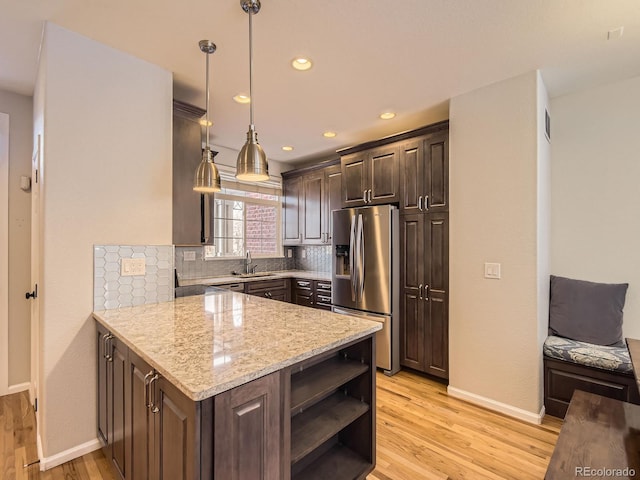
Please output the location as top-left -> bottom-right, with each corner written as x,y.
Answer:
349,214 -> 356,302
357,213 -> 365,300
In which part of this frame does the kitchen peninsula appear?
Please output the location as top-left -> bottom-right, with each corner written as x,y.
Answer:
93,288 -> 380,480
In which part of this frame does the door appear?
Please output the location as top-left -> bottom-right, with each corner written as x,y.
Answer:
423,131 -> 449,213
111,336 -> 127,479
128,350 -> 154,480
341,151 -> 367,207
400,213 -> 425,370
29,134 -> 41,418
0,113 -> 8,395
283,175 -> 302,244
214,371 -> 281,480
399,138 -> 426,212
153,376 -> 199,480
369,144 -> 400,205
324,164 -> 342,243
424,213 -> 449,378
97,324 -> 110,448
302,171 -> 324,244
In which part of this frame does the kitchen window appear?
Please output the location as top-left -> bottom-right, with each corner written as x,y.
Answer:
208,167 -> 282,258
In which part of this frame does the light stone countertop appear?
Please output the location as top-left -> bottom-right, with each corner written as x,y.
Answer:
178,269 -> 331,287
93,289 -> 380,401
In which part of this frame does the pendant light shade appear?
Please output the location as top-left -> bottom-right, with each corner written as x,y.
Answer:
236,0 -> 269,182
194,147 -> 221,192
193,39 -> 221,193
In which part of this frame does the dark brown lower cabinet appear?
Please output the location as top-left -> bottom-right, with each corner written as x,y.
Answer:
97,322 -> 374,480
399,212 -> 449,379
244,278 -> 291,303
96,323 -> 127,480
291,279 -> 332,311
214,372 -> 281,479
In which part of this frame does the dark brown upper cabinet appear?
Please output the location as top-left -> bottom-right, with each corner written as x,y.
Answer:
341,144 -> 400,208
400,131 -> 449,213
282,159 -> 341,246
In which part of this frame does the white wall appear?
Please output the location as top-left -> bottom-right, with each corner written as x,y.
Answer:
551,75 -> 640,339
34,22 -> 172,464
448,71 -> 549,421
0,89 -> 33,388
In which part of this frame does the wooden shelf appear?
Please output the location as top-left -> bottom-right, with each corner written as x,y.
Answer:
290,357 -> 369,414
291,393 -> 369,464
292,444 -> 371,480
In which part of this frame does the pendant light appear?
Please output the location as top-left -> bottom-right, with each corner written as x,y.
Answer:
193,40 -> 221,193
236,0 -> 269,182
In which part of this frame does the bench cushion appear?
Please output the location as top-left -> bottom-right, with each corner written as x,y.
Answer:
543,335 -> 633,374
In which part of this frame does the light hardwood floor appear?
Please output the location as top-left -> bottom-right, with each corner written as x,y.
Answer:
1,370 -> 561,479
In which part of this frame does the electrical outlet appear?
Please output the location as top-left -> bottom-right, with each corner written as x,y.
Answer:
301,249 -> 306,259
287,248 -> 293,258
121,257 -> 146,276
184,251 -> 197,261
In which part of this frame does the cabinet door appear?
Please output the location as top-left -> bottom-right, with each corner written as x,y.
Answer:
302,171 -> 324,244
399,213 -> 426,370
399,138 -> 426,212
423,131 -> 449,213
424,213 -> 449,379
110,337 -> 128,480
97,324 -> 110,449
324,164 -> 342,243
214,371 -> 282,480
153,376 -> 199,480
283,175 -> 303,244
127,350 -> 154,480
369,144 -> 400,205
341,152 -> 368,207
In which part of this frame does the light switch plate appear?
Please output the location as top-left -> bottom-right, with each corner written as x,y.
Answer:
121,257 -> 146,276
484,262 -> 501,279
287,248 -> 293,258
301,249 -> 306,259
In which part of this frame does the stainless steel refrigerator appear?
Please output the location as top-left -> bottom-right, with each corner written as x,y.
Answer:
332,205 -> 400,375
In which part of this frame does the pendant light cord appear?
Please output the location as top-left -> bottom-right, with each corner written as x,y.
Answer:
205,49 -> 210,148
249,9 -> 254,127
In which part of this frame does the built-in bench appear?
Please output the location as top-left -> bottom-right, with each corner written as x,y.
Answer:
543,335 -> 640,418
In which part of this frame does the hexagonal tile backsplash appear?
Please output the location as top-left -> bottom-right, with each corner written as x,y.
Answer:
94,245 -> 174,311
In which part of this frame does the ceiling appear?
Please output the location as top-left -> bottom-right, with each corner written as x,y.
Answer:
1,0 -> 640,166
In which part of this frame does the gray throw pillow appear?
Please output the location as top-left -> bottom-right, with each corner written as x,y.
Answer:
549,275 -> 628,346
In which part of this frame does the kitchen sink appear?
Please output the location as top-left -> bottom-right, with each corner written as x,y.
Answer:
234,272 -> 275,278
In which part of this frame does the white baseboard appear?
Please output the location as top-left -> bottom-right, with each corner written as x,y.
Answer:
7,382 -> 30,394
38,437 -> 102,471
447,386 -> 545,424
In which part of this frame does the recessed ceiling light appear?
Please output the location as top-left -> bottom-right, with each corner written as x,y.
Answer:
199,119 -> 213,126
282,146 -> 294,152
291,57 -> 312,71
379,112 -> 396,120
233,94 -> 251,104
323,131 -> 337,138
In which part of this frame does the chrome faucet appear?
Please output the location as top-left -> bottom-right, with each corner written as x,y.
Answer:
244,251 -> 255,274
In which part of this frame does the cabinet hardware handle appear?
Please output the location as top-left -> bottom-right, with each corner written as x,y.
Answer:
104,334 -> 114,362
418,284 -> 423,300
363,190 -> 367,203
317,283 -> 330,289
424,284 -> 430,301
269,292 -> 273,298
144,371 -> 154,409
424,195 -> 429,210
149,374 -> 160,414
367,189 -> 372,203
418,195 -> 423,211
264,292 -> 270,298
101,333 -> 110,360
